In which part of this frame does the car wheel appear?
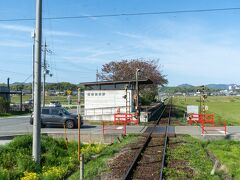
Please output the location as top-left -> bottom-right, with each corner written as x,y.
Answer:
65,120 -> 74,129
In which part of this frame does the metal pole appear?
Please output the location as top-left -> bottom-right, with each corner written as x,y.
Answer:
199,95 -> 202,114
80,154 -> 84,180
77,88 -> 84,179
125,86 -> 128,114
20,90 -> 23,111
202,86 -> 205,114
7,78 -> 10,90
32,32 -> 35,102
77,88 -> 81,160
42,41 -> 46,107
136,68 -> 140,123
32,0 -> 42,164
96,68 -> 98,82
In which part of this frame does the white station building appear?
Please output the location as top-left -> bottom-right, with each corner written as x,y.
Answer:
81,79 -> 153,121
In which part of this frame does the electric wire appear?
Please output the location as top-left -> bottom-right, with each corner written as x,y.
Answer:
0,7 -> 240,22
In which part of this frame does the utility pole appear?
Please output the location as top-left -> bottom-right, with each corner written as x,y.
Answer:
42,41 -> 47,107
136,68 -> 140,123
198,85 -> 206,114
125,85 -> 128,114
77,88 -> 81,160
32,31 -> 35,102
32,0 -> 42,164
78,88 -> 84,179
96,68 -> 98,82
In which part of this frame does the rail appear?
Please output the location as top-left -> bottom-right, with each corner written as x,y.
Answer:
122,97 -> 172,180
159,98 -> 172,179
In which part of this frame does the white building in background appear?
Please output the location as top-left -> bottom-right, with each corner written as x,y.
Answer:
84,90 -> 133,113
81,79 -> 153,121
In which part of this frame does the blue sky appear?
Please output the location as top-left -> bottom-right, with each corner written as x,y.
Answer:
0,0 -> 240,86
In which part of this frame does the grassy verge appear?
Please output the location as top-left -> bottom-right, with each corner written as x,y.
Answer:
10,95 -> 83,105
0,111 -> 30,117
164,135 -> 220,179
0,135 -> 105,179
85,120 -> 143,126
69,134 -> 138,180
173,96 -> 240,125
205,140 -> 240,179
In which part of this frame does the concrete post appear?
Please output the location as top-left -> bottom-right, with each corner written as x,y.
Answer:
42,41 -> 47,107
32,0 -> 42,164
20,90 -> 23,111
80,154 -> 84,180
136,68 -> 140,123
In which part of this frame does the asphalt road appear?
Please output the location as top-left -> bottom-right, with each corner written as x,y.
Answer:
0,116 -> 146,137
1,116 -> 239,140
0,116 -> 102,137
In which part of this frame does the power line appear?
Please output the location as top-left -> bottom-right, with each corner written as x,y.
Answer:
0,68 -> 29,76
23,74 -> 33,83
1,7 -> 240,22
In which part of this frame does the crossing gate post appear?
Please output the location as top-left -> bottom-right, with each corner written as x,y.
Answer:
102,121 -> 104,135
202,122 -> 205,135
124,119 -> 126,135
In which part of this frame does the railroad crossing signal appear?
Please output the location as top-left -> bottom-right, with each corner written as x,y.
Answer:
198,85 -> 208,114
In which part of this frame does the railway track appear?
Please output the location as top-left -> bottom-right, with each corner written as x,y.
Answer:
122,99 -> 173,180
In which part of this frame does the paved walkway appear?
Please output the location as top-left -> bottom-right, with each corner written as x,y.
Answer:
1,125 -> 239,144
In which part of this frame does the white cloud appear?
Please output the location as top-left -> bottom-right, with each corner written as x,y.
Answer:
44,30 -> 85,37
114,31 -> 143,39
0,40 -> 31,48
114,22 -> 240,85
0,24 -> 33,33
0,23 -> 84,37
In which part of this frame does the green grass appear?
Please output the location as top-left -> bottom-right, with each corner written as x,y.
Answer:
0,111 -> 30,117
165,135 -> 220,180
173,96 -> 240,125
0,135 -> 105,180
69,135 -> 138,180
10,95 -> 83,105
205,140 -> 240,179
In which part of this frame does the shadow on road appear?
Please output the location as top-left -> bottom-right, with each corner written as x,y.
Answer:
81,125 -> 96,129
44,124 -> 97,129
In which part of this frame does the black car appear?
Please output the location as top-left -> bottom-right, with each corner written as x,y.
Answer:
30,107 -> 83,129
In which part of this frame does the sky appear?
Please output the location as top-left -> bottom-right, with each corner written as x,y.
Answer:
0,0 -> 240,86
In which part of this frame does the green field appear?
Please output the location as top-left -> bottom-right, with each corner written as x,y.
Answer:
69,135 -> 138,179
10,95 -> 82,105
165,135 -> 220,180
205,140 -> 240,179
165,135 -> 240,179
173,96 -> 240,125
0,135 -> 105,180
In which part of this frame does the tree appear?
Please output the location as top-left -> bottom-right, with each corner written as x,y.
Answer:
98,59 -> 168,104
46,82 -> 77,91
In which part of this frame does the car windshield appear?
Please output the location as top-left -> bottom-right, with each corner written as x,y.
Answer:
61,108 -> 70,115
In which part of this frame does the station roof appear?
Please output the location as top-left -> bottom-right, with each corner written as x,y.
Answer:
80,79 -> 153,86
0,86 -> 9,92
80,79 -> 153,90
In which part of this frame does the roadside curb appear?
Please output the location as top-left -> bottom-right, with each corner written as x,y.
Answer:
0,115 -> 30,119
0,135 -> 16,140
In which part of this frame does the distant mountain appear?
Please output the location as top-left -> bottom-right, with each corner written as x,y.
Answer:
206,84 -> 229,90
176,83 -> 231,90
11,82 -> 32,85
177,84 -> 194,88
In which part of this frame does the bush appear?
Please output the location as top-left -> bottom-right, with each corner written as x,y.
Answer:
0,135 -> 107,180
0,97 -> 10,113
